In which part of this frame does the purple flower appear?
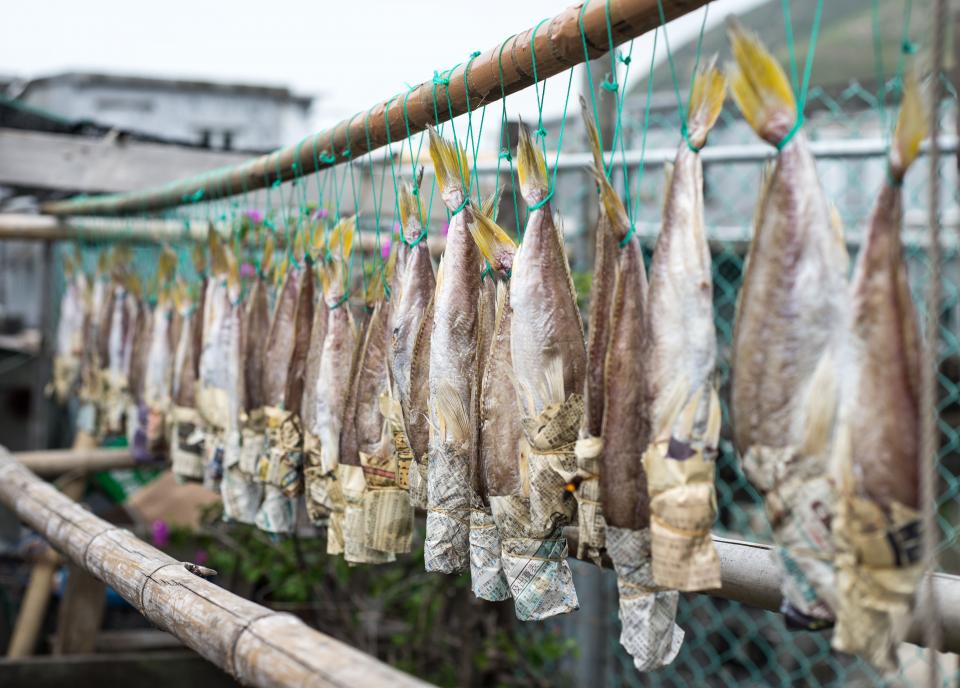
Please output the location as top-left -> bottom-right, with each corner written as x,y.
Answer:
381,237 -> 391,260
312,207 -> 329,220
393,221 -> 402,234
240,262 -> 257,279
194,549 -> 209,566
243,209 -> 264,224
152,520 -> 170,549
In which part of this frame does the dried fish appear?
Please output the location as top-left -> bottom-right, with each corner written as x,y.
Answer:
424,128 -> 482,574
831,77 -> 927,671
52,256 -> 88,404
170,281 -> 207,483
642,63 -> 725,593
728,23 -> 849,628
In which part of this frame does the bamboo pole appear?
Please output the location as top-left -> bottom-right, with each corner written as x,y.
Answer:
0,449 -> 431,688
12,447 -> 150,476
41,0 -> 708,217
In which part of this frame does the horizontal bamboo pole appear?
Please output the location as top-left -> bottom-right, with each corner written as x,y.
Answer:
565,527 -> 960,653
11,447 -> 153,476
0,448 -> 431,688
41,0 -> 708,217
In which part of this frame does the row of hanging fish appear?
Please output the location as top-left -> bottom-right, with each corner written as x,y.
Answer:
50,20 -> 929,675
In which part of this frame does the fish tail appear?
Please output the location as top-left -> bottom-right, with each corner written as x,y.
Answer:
398,179 -> 423,242
478,188 -> 502,221
579,97 -> 631,241
516,120 -> 549,205
468,212 -> 517,274
889,71 -> 927,182
686,57 -> 727,149
436,382 -> 471,444
328,216 -> 356,262
427,126 -> 470,197
727,19 -> 798,146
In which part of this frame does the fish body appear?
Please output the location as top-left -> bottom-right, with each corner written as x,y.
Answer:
510,125 -> 585,414
642,64 -> 725,592
424,129 -> 481,573
831,78 -> 926,671
244,276 -> 271,413
262,266 -> 302,409
728,23 -> 849,626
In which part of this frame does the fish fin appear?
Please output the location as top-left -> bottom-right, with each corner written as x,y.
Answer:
427,126 -> 469,196
384,239 -> 398,284
516,119 -> 549,205
828,203 -> 850,268
799,350 -> 839,460
335,216 -> 356,260
580,96 -> 632,243
727,18 -> 797,145
478,188 -> 502,221
262,234 -> 275,275
398,178 -> 424,241
539,354 -> 566,408
468,212 -> 517,274
890,70 -> 928,182
364,274 -> 384,305
687,56 -> 727,149
311,224 -> 326,256
436,382 -> 471,444
660,162 -> 676,221
580,95 -> 605,173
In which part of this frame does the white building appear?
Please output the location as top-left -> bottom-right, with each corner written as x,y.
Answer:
13,72 -> 314,151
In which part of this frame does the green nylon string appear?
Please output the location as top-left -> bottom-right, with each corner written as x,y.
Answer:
655,0 -> 709,153
496,35 -> 523,238
775,0 -> 825,150
463,50 -> 488,207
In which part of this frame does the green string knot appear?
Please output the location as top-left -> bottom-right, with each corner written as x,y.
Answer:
679,121 -> 702,153
432,71 -> 450,87
411,185 -> 420,196
404,230 -> 428,248
527,188 -> 554,212
319,151 -> 336,165
498,149 -> 512,161
534,126 -> 547,139
186,188 -> 205,203
618,223 -> 636,248
902,40 -> 917,54
271,178 -> 281,189
451,197 -> 469,216
617,51 -> 631,65
329,292 -> 350,310
601,77 -> 618,92
775,113 -> 805,151
341,148 -> 351,158
470,51 -> 481,58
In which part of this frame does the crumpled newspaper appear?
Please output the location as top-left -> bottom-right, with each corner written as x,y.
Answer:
52,355 -> 80,404
570,435 -> 606,566
101,369 -> 129,436
221,427 -> 263,525
470,504 -> 511,601
520,394 -> 583,533
643,384 -> 722,591
425,438 -> 471,574
606,526 -> 684,671
833,492 -> 922,672
490,494 -> 579,620
408,456 -> 429,509
202,429 -> 225,494
743,444 -> 837,629
340,464 -> 395,565
303,431 -> 332,524
360,397 -> 414,554
253,405 -> 303,535
169,405 -> 205,482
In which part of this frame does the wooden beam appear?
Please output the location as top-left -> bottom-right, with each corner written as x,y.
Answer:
0,448 -> 431,688
12,447 -> 154,476
0,128 -> 250,195
42,0 -> 709,217
53,563 -> 107,655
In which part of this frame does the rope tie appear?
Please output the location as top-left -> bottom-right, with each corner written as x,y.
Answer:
527,188 -> 554,213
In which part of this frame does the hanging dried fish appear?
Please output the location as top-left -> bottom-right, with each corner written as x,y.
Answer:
728,23 -> 849,629
170,247 -> 207,483
424,128 -> 482,574
831,77 -> 927,671
253,236 -> 314,534
103,257 -> 140,438
390,179 -> 436,508
52,252 -> 87,404
303,218 -> 358,553
642,63 -> 725,593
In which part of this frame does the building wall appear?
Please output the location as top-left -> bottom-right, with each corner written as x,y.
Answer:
22,80 -> 312,151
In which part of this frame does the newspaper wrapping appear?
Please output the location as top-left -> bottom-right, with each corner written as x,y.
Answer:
303,432 -> 334,524
606,526 -> 684,671
489,494 -> 579,620
355,398 -> 415,553
520,394 -> 584,533
77,368 -> 103,440
469,504 -> 511,601
643,385 -> 722,591
743,445 -> 837,628
339,464 -> 395,565
221,427 -> 262,524
408,454 -> 429,509
169,405 -> 205,482
571,436 -> 606,566
424,439 -> 471,574
202,430 -> 225,494
195,385 -> 229,492
832,494 -> 922,671
253,405 -> 304,535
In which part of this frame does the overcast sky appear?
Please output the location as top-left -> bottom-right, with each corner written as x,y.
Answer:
2,0 -> 767,133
